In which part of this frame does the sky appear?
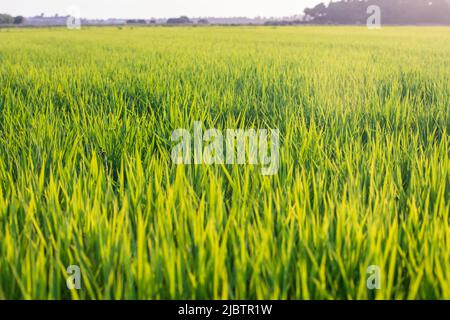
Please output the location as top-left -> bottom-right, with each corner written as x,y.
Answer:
1,0 -> 321,19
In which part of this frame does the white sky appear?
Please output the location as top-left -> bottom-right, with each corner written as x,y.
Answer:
1,0 -> 321,19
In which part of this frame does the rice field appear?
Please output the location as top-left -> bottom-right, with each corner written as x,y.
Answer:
0,26 -> 449,300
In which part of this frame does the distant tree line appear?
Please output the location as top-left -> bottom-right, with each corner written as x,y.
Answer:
264,20 -> 304,26
0,14 -> 25,25
167,16 -> 193,24
166,16 -> 209,25
304,0 -> 450,25
126,19 -> 148,24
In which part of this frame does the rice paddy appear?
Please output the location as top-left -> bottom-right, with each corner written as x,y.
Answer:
0,26 -> 449,300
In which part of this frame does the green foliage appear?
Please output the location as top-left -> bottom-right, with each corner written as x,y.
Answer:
167,16 -> 192,24
0,13 -> 14,25
0,27 -> 449,300
305,0 -> 450,25
13,16 -> 25,25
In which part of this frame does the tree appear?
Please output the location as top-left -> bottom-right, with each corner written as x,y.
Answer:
13,16 -> 25,24
303,0 -> 450,25
167,16 -> 192,24
304,3 -> 327,20
0,13 -> 14,24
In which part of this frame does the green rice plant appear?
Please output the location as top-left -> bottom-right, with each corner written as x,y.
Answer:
0,26 -> 449,300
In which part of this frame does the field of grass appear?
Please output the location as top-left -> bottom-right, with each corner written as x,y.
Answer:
0,26 -> 449,300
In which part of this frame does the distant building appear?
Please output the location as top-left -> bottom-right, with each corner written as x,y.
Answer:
102,19 -> 127,25
18,15 -> 305,27
24,16 -> 127,26
24,15 -> 69,26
